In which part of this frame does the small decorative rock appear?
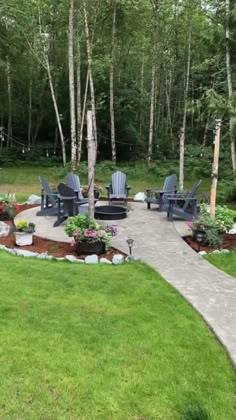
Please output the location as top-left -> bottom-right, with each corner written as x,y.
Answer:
212,249 -> 221,254
0,222 -> 10,237
112,254 -> 124,265
26,194 -> 41,205
65,255 -> 78,263
198,251 -> 207,256
14,249 -> 39,257
37,252 -> 48,259
76,259 -> 85,263
85,254 -> 98,264
100,258 -> 112,264
221,249 -> 230,253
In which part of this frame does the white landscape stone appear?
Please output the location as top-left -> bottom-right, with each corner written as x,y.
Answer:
85,254 -> 98,264
0,222 -> 11,237
133,192 -> 146,202
198,251 -> 207,256
26,194 -> 41,205
100,257 -> 112,264
112,254 -> 124,265
13,249 -> 39,257
65,255 -> 78,263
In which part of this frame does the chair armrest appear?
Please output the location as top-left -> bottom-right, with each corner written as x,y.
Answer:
167,197 -> 197,202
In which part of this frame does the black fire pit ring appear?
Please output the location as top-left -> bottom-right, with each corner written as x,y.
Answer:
95,205 -> 127,220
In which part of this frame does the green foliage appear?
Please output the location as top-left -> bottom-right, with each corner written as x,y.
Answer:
14,219 -> 35,233
190,204 -> 235,247
64,214 -> 117,251
0,193 -> 19,219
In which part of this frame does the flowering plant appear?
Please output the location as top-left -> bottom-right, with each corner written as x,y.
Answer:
65,214 -> 117,251
0,193 -> 19,219
12,219 -> 35,233
187,204 -> 235,247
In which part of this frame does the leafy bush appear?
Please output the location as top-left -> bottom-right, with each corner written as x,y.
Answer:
0,193 -> 19,219
65,214 -> 117,251
14,219 -> 35,233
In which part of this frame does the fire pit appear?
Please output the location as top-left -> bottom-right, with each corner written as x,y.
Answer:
95,205 -> 127,220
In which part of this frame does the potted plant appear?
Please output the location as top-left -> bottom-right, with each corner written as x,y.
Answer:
12,219 -> 36,246
65,214 -> 117,255
188,204 -> 235,248
0,193 -> 19,220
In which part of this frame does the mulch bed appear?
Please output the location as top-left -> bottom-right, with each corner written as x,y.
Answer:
0,204 -> 126,261
183,233 -> 236,253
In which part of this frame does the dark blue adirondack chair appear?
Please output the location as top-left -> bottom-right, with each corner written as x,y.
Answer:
167,180 -> 202,221
106,171 -> 131,206
145,174 -> 177,211
36,176 -> 58,216
65,172 -> 87,202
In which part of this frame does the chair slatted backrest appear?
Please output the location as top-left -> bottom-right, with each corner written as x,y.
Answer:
183,180 -> 201,211
111,171 -> 127,195
164,174 -> 177,192
39,176 -> 57,207
66,172 -> 83,200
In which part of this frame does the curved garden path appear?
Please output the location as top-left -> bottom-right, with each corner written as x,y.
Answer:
16,202 -> 236,367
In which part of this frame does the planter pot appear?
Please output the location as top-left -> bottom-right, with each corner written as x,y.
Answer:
192,229 -> 208,245
75,241 -> 105,255
15,232 -> 33,246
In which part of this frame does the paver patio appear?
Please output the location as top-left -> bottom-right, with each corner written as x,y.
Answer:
16,202 -> 236,367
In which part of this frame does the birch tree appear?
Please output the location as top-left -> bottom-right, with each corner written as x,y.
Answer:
68,0 -> 77,170
110,0 -> 117,163
225,0 -> 236,184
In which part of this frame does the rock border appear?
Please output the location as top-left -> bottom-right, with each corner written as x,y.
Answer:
0,245 -> 140,265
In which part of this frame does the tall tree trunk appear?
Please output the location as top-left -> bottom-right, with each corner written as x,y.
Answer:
76,30 -> 82,163
179,30 -> 191,191
166,70 -> 174,151
82,0 -> 97,145
148,57 -> 156,165
28,78 -> 32,147
139,48 -> 145,138
68,0 -> 77,170
225,0 -> 236,185
87,110 -> 96,220
6,57 -> 12,148
45,54 -> 66,166
110,0 -> 116,163
79,69 -> 89,162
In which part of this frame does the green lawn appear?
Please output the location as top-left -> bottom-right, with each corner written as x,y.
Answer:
0,253 -> 235,419
205,251 -> 236,279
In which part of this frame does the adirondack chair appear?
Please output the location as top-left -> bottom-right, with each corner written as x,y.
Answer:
54,183 -> 89,227
36,176 -> 58,216
106,171 -> 131,206
145,174 -> 177,211
166,180 -> 201,221
65,172 -> 87,202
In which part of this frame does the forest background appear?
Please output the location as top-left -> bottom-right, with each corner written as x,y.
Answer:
0,0 -> 236,200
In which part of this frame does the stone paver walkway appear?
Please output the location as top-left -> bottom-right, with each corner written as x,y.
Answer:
17,202 -> 236,367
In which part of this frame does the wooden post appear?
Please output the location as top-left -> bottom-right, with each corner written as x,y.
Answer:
210,119 -> 221,217
87,110 -> 96,220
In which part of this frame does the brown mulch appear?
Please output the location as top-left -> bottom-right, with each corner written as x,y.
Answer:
183,233 -> 236,253
0,204 -> 126,261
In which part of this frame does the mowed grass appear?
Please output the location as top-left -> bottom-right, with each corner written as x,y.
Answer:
0,253 -> 235,419
205,251 -> 236,279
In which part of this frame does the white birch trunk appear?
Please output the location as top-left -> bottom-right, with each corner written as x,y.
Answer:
148,59 -> 156,165
225,0 -> 236,184
179,30 -> 191,191
83,1 -> 97,145
79,69 -> 89,161
87,110 -> 96,220
45,54 -> 66,166
76,31 -> 82,163
28,78 -> 32,147
6,57 -> 12,147
110,0 -> 116,163
68,0 -> 77,170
